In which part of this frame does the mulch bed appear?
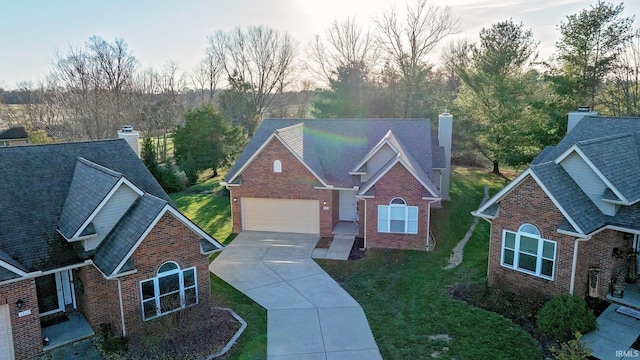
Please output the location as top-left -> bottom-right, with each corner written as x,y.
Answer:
316,237 -> 333,249
447,283 -> 609,359
91,306 -> 242,360
348,237 -> 366,260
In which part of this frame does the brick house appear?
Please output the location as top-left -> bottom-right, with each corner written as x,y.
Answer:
222,115 -> 453,250
474,109 -> 640,302
0,139 -> 222,359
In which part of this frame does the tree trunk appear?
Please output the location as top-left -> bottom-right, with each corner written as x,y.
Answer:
213,168 -> 218,177
493,160 -> 500,175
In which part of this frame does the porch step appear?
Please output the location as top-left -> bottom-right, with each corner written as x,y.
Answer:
616,306 -> 640,320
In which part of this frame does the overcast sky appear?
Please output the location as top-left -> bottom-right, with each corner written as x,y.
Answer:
1,0 -> 638,89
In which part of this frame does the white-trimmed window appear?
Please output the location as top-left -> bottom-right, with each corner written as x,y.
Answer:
502,224 -> 556,279
273,160 -> 282,173
377,198 -> 418,234
140,262 -> 198,320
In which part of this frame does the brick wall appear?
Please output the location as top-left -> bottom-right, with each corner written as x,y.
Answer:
0,279 -> 42,360
230,137 -> 335,237
75,265 -> 113,328
115,211 -> 211,336
575,229 -> 628,298
490,175 -> 576,297
365,163 -> 431,250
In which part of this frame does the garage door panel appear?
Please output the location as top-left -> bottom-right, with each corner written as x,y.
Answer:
242,198 -> 319,234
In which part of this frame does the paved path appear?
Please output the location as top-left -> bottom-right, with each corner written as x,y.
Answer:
582,304 -> 640,359
210,231 -> 382,360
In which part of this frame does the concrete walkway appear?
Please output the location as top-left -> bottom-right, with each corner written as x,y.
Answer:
210,231 -> 381,360
582,304 -> 640,359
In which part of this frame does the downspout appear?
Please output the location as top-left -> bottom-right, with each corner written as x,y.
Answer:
486,220 -> 493,277
117,278 -> 127,336
425,199 -> 439,251
569,236 -> 592,295
363,198 -> 367,248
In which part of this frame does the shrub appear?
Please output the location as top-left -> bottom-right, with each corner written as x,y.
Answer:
537,295 -> 597,341
157,164 -> 182,193
550,332 -> 592,360
101,335 -> 128,354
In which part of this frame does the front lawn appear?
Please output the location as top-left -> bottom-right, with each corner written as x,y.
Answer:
317,167 -> 541,359
171,167 -> 541,359
170,178 -> 267,359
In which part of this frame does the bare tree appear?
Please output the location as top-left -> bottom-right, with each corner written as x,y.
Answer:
375,0 -> 460,116
49,36 -> 138,140
306,17 -> 379,85
207,26 -> 297,133
191,50 -> 223,105
599,29 -> 640,116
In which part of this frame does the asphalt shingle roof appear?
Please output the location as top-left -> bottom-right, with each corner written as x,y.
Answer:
94,194 -> 167,276
0,139 -> 169,272
531,162 -> 605,234
515,116 -> 640,235
0,126 -> 27,140
58,158 -> 123,239
577,133 -> 640,202
226,118 -> 441,191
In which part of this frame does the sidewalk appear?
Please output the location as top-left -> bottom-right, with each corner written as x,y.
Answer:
582,304 -> 640,359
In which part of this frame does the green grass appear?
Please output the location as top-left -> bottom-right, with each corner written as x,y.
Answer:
317,167 -> 540,359
172,167 -> 540,359
170,176 -> 266,359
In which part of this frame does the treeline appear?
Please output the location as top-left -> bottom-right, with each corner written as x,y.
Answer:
1,0 -> 639,175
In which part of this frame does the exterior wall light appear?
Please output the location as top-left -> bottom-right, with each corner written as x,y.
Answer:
16,299 -> 24,310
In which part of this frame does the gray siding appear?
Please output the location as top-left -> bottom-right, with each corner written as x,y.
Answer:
560,152 -> 616,216
82,184 -> 139,250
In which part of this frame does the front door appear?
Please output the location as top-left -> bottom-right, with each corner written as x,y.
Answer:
36,270 -> 75,316
339,190 -> 357,221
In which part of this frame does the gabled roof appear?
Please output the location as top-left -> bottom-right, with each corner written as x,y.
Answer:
93,194 -> 167,276
94,194 -> 223,277
0,126 -> 27,140
476,116 -> 640,236
0,139 -> 171,273
58,158 -> 124,239
358,130 -> 440,198
225,119 -> 442,192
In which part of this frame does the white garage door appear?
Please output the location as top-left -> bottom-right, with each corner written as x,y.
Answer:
0,305 -> 14,360
242,198 -> 320,234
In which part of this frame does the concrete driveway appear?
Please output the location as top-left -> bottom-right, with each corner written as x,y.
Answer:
210,231 -> 382,360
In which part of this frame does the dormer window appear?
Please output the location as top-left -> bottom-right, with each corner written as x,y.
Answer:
273,160 -> 282,173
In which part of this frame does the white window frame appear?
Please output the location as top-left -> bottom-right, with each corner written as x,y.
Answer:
273,160 -> 282,173
140,261 -> 198,321
501,224 -> 556,280
377,197 -> 418,234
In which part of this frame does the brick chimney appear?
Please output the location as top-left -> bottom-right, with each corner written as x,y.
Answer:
438,110 -> 453,201
118,125 -> 140,158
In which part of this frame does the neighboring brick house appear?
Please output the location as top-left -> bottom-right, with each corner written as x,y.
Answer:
0,139 -> 222,359
474,109 -> 640,302
222,115 -> 453,251
0,126 -> 28,147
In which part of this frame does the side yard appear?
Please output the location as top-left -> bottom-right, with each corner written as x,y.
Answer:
171,167 -> 542,359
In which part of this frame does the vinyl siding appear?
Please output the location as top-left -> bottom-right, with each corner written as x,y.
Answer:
362,144 -> 396,182
83,184 -> 139,250
560,152 -> 616,215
